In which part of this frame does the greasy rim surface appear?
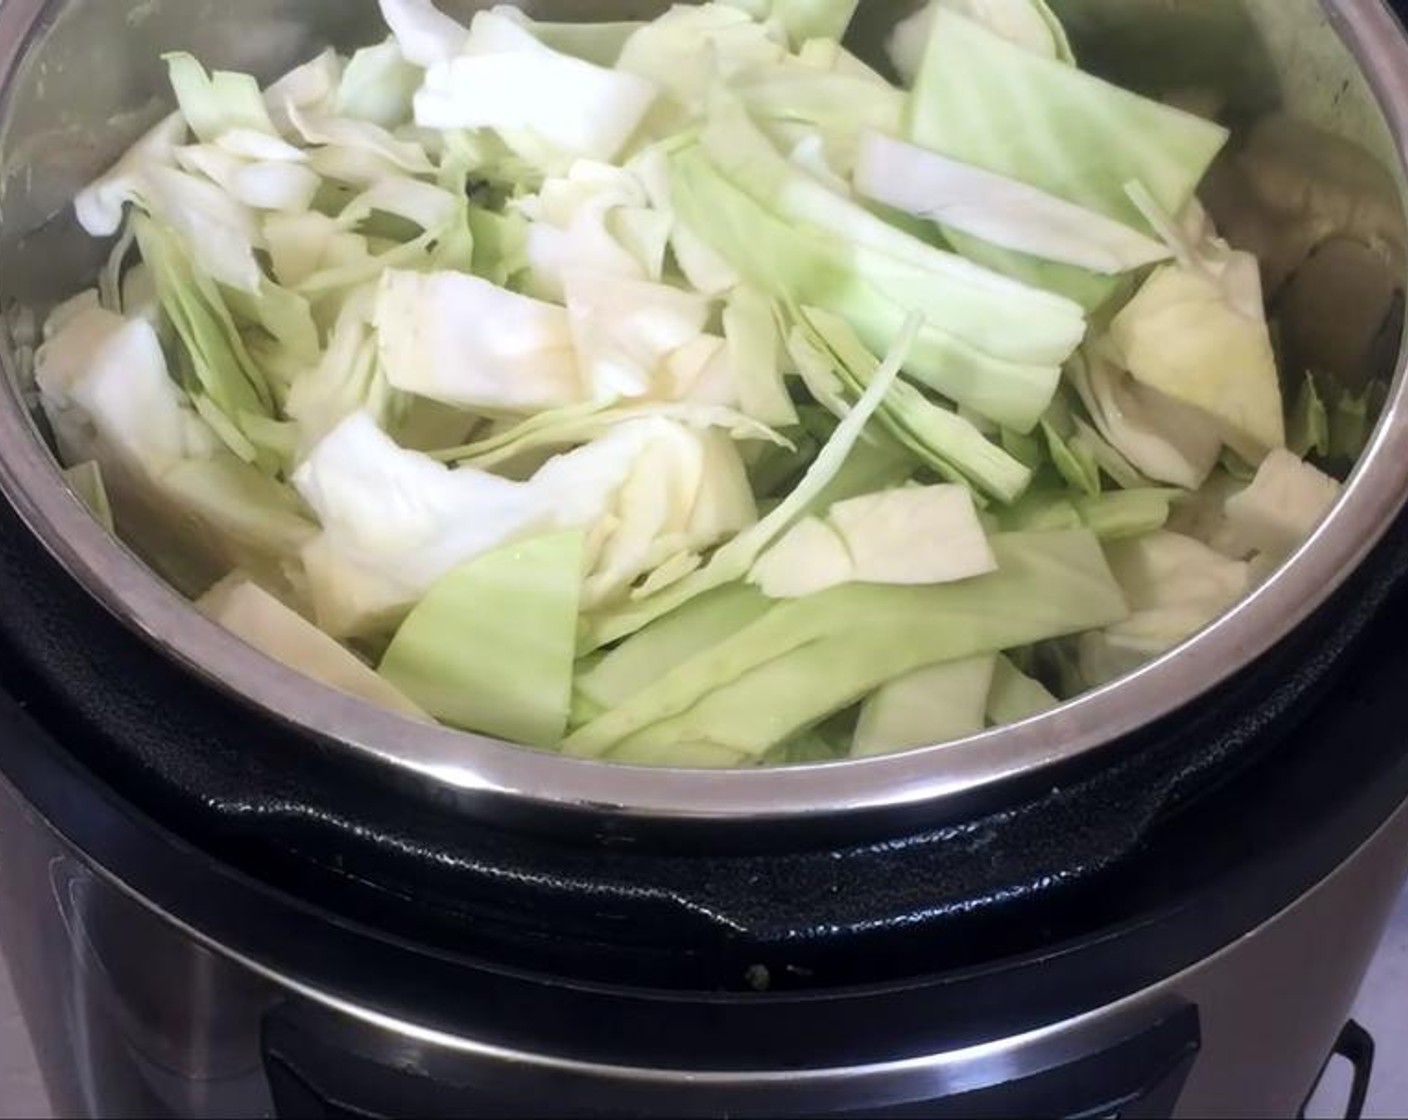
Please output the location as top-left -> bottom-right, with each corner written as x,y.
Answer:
0,0 -> 1405,827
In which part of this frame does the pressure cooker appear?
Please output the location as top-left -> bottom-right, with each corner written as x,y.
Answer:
3,1 -> 1408,1117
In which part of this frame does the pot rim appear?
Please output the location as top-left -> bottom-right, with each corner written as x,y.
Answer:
0,0 -> 1405,829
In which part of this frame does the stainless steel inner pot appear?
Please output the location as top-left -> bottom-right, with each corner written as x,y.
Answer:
0,0 -> 1404,826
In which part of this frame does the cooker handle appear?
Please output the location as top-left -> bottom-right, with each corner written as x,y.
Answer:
1301,1020 -> 1375,1120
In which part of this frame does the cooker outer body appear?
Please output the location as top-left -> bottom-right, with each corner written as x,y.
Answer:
3,745 -> 1407,1119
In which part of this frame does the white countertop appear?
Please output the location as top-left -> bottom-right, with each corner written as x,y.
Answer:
0,948 -> 47,1120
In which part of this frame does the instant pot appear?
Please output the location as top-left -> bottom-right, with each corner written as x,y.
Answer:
3,1 -> 1408,1117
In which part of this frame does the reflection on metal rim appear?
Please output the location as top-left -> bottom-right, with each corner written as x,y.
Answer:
0,0 -> 1404,827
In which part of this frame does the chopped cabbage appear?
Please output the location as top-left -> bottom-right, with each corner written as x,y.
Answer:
201,576 -> 428,718
617,3 -> 787,132
1078,531 -> 1249,688
583,312 -> 921,650
906,6 -> 1227,307
40,0 -> 1361,768
1223,449 -> 1341,561
764,0 -> 861,48
379,532 -> 585,746
890,0 -> 1074,86
375,269 -> 583,411
854,132 -> 1171,275
63,461 -> 115,533
563,273 -> 711,399
563,530 -> 1128,759
517,161 -> 663,301
416,33 -> 658,164
1068,346 -> 1224,491
751,484 -> 996,598
986,654 -> 1058,725
292,413 -> 560,636
1108,255 -> 1287,464
36,304 -> 314,596
854,656 -> 997,756
668,115 -> 1084,431
336,39 -> 422,129
377,0 -> 471,68
76,114 -> 187,237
